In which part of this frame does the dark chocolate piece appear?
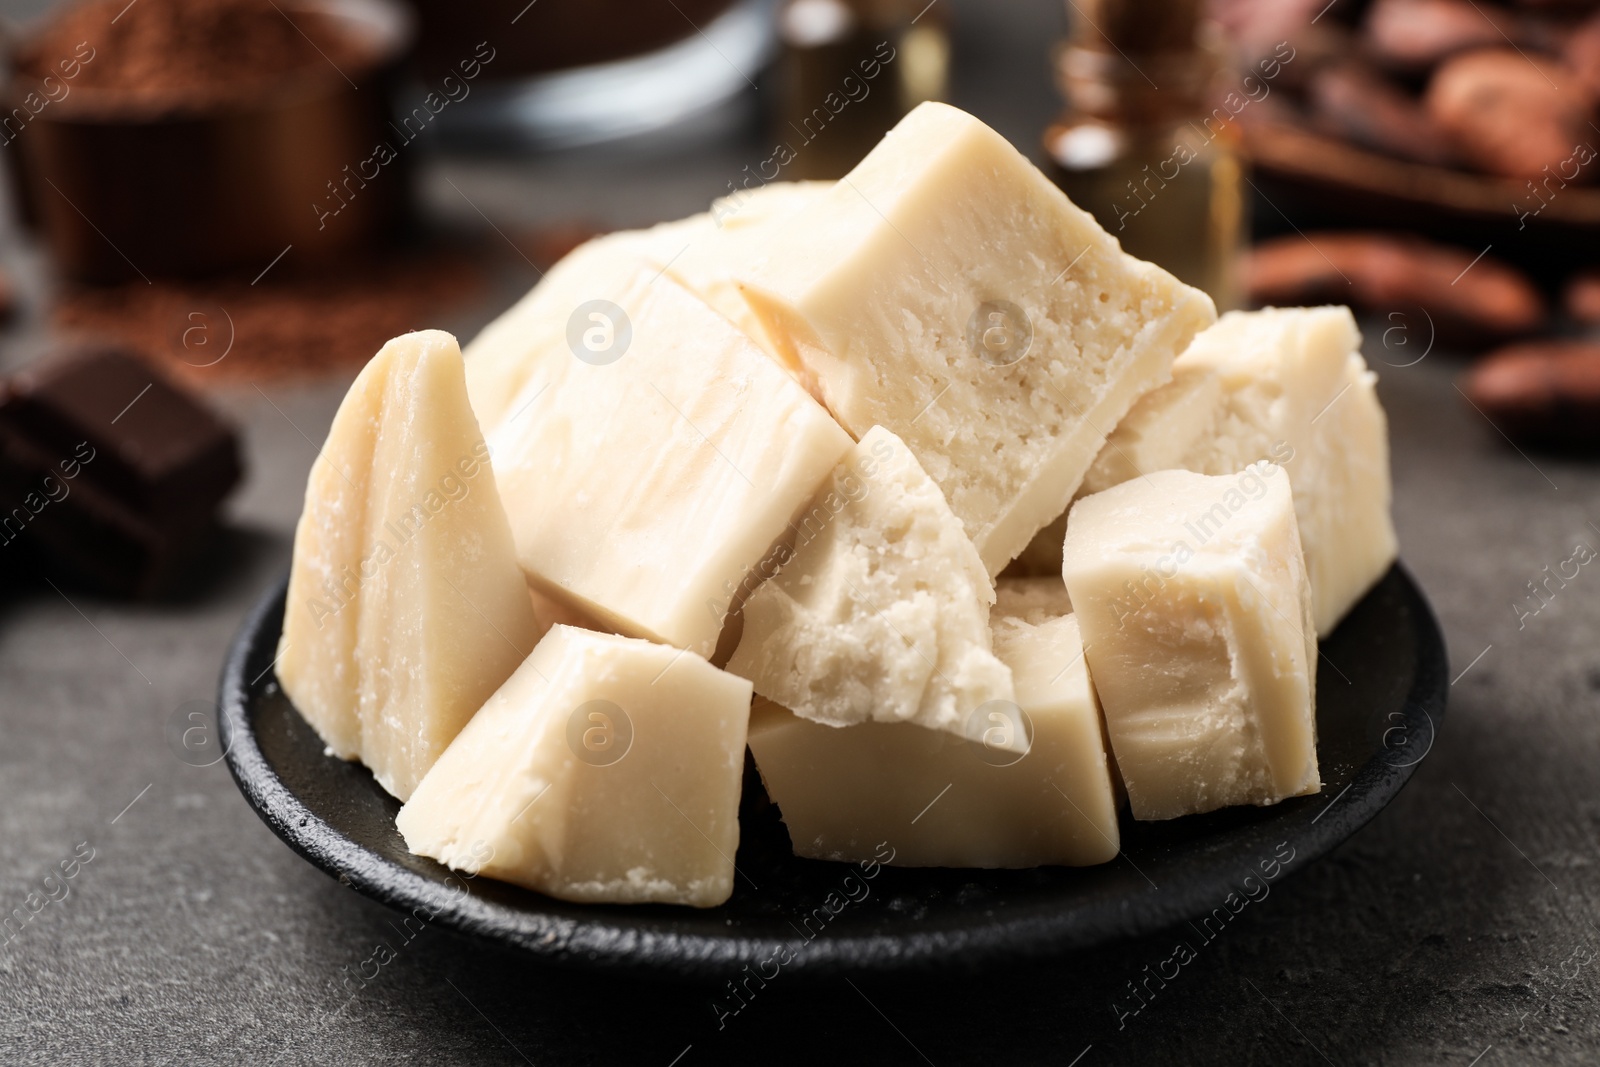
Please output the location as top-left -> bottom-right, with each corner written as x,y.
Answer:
0,344 -> 242,596
0,344 -> 240,516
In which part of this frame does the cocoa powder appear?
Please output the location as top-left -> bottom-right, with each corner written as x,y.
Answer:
52,251 -> 488,383
16,0 -> 374,111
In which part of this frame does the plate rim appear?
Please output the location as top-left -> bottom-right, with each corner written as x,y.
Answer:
219,563 -> 1449,977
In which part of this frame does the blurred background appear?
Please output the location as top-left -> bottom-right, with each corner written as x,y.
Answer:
0,0 -> 1594,477
0,1 -> 1597,1064
3,0 -> 1600,398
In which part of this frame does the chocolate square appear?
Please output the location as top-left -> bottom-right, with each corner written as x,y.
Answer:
0,344 -> 241,518
0,344 -> 243,596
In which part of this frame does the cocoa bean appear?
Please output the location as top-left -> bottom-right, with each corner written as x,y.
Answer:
1460,340 -> 1600,450
1364,0 -> 1518,73
1245,232 -> 1546,343
1308,62 -> 1458,166
1564,10 -> 1600,105
1425,49 -> 1592,182
1562,268 -> 1600,324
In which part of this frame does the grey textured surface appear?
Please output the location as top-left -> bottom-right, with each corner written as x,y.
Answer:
1,1 -> 1598,1064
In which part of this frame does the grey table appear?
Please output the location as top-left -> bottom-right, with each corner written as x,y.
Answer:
2,1 -> 1597,1063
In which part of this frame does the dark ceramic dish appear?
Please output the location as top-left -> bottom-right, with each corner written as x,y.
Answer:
220,563 -> 1447,979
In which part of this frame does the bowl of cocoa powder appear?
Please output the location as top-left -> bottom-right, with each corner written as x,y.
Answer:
2,0 -> 414,282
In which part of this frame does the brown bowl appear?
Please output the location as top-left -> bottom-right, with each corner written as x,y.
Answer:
3,0 -> 414,283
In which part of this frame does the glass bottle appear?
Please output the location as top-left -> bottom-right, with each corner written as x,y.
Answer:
771,0 -> 950,180
1042,0 -> 1246,310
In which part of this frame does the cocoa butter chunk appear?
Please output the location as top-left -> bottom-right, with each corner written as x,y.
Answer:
1425,49 -> 1592,182
747,603 -> 1119,869
1244,232 -> 1545,343
746,567 -> 1113,872
1007,363 -> 1222,577
1026,308 -> 1397,634
474,262 -> 852,659
0,343 -> 241,596
1063,468 -> 1320,821
1079,361 -> 1222,499
398,625 -> 753,908
1460,341 -> 1600,452
1181,310 -> 1397,636
727,427 -> 1014,744
464,180 -> 829,433
278,330 -> 539,801
732,102 -> 1216,575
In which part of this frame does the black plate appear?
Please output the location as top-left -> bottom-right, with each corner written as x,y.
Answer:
220,563 -> 1447,978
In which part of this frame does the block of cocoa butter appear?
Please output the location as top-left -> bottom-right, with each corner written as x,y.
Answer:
0,344 -> 242,596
